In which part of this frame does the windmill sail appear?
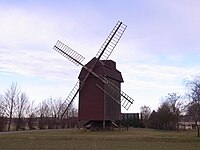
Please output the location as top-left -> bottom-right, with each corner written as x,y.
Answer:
53,40 -> 85,66
60,81 -> 80,119
96,77 -> 134,110
96,21 -> 127,60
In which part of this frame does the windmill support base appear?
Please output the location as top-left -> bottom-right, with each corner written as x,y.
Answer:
83,120 -> 118,131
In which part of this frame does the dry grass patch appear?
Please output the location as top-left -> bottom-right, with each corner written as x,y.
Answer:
0,128 -> 199,150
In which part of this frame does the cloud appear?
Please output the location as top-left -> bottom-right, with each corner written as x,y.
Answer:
118,62 -> 199,112
0,48 -> 81,81
118,61 -> 200,112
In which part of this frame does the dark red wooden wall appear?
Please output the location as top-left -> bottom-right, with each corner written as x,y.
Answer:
78,58 -> 123,121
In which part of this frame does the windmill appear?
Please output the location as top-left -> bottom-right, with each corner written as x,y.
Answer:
53,21 -> 134,129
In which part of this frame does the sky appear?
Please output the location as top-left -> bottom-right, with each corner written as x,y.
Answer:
1,0 -> 200,113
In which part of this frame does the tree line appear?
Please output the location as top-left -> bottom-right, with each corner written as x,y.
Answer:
0,83 -> 77,132
140,76 -> 200,136
1,76 -> 200,135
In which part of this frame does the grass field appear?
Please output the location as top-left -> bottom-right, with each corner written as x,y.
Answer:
0,128 -> 199,150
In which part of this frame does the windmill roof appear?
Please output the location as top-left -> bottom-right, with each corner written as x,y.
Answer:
78,57 -> 123,82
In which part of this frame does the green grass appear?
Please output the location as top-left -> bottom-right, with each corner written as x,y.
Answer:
0,128 -> 199,150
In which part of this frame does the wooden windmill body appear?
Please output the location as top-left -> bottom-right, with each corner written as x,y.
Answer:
53,21 -> 134,129
78,58 -> 123,121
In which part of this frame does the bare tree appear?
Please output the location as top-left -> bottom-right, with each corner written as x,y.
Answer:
164,93 -> 183,131
61,102 -> 78,128
26,100 -> 37,130
67,107 -> 78,128
187,103 -> 199,124
4,83 -> 20,131
46,97 -> 78,129
37,100 -> 51,129
0,94 -> 7,131
47,97 -> 65,128
16,92 -> 29,131
47,98 -> 63,118
69,107 -> 78,118
140,105 -> 151,127
148,110 -> 159,129
148,96 -> 181,131
0,94 -> 5,116
140,105 -> 151,120
185,76 -> 200,137
157,101 -> 175,130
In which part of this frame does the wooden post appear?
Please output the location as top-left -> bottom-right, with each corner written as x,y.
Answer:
78,120 -> 80,130
103,120 -> 105,130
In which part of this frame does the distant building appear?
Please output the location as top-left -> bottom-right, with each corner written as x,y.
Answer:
178,115 -> 196,130
178,121 -> 196,130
